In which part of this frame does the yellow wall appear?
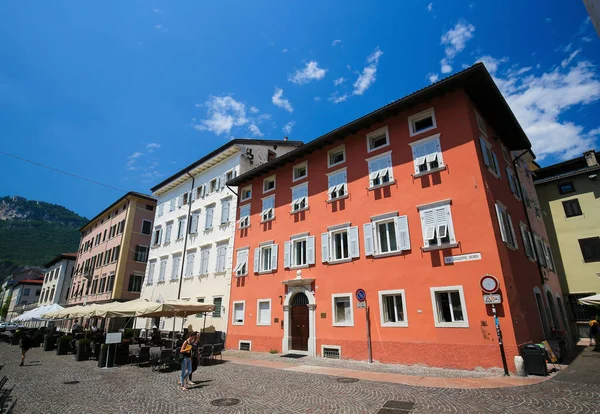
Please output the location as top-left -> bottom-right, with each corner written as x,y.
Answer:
536,175 -> 600,295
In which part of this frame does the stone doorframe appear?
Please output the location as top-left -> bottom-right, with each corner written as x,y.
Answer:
282,280 -> 316,356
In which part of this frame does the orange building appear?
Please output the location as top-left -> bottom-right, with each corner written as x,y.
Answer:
225,64 -> 564,372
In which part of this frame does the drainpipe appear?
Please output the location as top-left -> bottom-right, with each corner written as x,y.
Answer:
513,149 -> 545,286
177,171 -> 196,300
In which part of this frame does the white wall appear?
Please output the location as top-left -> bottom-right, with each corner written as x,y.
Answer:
39,259 -> 75,306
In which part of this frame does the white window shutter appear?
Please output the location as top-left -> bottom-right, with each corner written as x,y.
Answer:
506,169 -> 516,194
492,152 -> 501,177
270,244 -> 278,271
283,241 -> 291,269
191,189 -> 196,201
479,137 -> 490,167
363,223 -> 374,256
495,204 -> 507,242
220,174 -> 226,190
253,248 -> 260,273
321,233 -> 329,263
307,236 -> 316,265
348,226 -> 360,258
395,215 -> 411,251
507,214 -> 517,249
528,232 -> 537,260
520,226 -> 531,258
178,195 -> 183,208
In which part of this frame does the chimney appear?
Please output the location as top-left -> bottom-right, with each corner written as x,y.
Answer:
584,150 -> 598,167
283,136 -> 288,141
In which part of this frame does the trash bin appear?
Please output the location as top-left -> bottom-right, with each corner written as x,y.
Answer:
521,344 -> 548,376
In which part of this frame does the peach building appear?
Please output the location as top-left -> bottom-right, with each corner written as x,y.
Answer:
225,64 -> 564,372
68,192 -> 156,311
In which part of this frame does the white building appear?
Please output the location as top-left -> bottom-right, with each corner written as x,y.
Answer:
136,139 -> 302,335
39,253 -> 77,306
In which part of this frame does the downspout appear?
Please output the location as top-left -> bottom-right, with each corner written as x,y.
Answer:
177,171 -> 195,300
513,149 -> 546,286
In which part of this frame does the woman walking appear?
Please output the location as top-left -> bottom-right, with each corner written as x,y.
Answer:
188,332 -> 200,385
178,332 -> 196,391
19,331 -> 31,367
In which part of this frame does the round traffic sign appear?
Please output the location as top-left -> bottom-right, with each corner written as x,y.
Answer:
480,274 -> 499,294
356,289 -> 366,302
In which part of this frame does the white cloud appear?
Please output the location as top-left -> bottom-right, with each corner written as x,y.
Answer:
334,77 -> 346,86
440,58 -> 452,74
353,47 -> 383,95
126,152 -> 142,171
314,96 -> 321,102
582,36 -> 593,43
193,95 -> 249,136
332,39 -> 342,47
563,43 -> 573,52
289,61 -> 327,84
281,48 -> 288,53
489,58 -> 600,160
428,73 -> 439,83
439,21 -> 475,74
427,3 -> 433,12
561,49 -> 581,68
249,106 -> 259,114
475,55 -> 509,74
248,123 -> 263,137
146,143 -> 161,152
329,92 -> 349,104
272,88 -> 294,113
282,121 -> 295,135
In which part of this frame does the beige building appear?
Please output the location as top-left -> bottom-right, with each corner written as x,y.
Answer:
534,150 -> 600,336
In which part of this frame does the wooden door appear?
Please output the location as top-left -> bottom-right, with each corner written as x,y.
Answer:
290,292 -> 309,351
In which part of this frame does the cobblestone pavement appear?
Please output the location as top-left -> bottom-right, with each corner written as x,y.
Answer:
1,344 -> 600,414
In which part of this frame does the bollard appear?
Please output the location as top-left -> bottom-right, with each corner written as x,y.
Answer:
514,356 -> 526,377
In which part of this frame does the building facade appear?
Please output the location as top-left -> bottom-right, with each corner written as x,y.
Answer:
225,64 -> 564,372
39,253 -> 77,307
0,269 -> 43,321
136,139 -> 302,334
534,150 -> 600,336
6,279 -> 43,321
67,192 -> 156,308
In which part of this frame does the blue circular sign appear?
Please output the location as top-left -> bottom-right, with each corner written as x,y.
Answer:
356,289 -> 366,302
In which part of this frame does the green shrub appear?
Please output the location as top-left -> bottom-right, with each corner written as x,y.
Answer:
268,349 -> 278,354
77,338 -> 90,347
59,335 -> 72,344
123,328 -> 134,339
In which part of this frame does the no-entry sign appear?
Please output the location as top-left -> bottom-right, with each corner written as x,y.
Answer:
480,274 -> 499,294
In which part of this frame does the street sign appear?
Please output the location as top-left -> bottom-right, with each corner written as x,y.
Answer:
357,301 -> 366,309
480,274 -> 500,294
356,289 -> 366,302
444,252 -> 482,264
483,294 -> 502,305
105,332 -> 122,344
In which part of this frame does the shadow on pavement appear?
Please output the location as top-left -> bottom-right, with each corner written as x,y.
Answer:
552,345 -> 600,384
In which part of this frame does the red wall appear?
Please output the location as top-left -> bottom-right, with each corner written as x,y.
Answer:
228,89 -> 544,371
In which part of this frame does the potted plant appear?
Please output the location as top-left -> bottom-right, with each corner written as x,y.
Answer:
32,331 -> 45,347
98,344 -> 115,368
75,338 -> 91,361
122,328 -> 134,343
57,335 -> 72,355
43,334 -> 56,351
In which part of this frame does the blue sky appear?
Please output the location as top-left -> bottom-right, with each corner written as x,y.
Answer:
0,0 -> 598,218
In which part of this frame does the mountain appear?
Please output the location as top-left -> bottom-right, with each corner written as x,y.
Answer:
0,196 -> 87,281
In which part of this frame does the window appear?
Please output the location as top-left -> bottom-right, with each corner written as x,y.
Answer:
409,134 -> 444,175
408,108 -> 436,137
263,175 -> 276,193
158,259 -> 167,282
111,245 -> 121,262
185,252 -> 195,277
182,192 -> 190,206
558,182 -> 575,194
232,301 -> 245,325
261,196 -> 275,222
189,212 -> 200,234
135,245 -> 149,262
254,243 -> 278,273
544,241 -> 556,271
241,185 -> 252,201
210,178 -> 218,193
379,290 -> 407,327
157,204 -> 164,217
163,222 -> 172,244
290,183 -> 308,213
563,199 -> 582,218
216,244 -> 227,273
23,288 -> 30,296
220,198 -> 231,224
257,300 -> 271,325
367,152 -> 393,188
332,294 -> 354,326
364,214 -> 411,256
506,168 -> 522,199
291,162 -> 308,182
533,233 -> 547,267
169,198 -> 176,212
238,204 -> 251,229
479,137 -> 501,177
205,205 -> 214,229
495,203 -> 518,249
171,255 -> 181,280
431,286 -> 468,327
501,143 -> 511,163
200,247 -> 210,275
195,298 -> 205,318
366,126 -> 389,152
212,297 -> 222,317
328,145 -> 346,168
176,218 -> 186,240
234,249 -> 249,276
152,227 -> 162,247
284,235 -> 316,268
106,273 -> 115,292
475,110 -> 487,136
327,169 -> 347,201
519,223 -> 536,260
196,185 -> 205,199
225,169 -> 234,182
579,237 -> 600,263
418,201 -> 456,249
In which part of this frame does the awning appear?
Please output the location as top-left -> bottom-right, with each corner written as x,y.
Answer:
578,294 -> 600,306
12,304 -> 64,322
135,300 -> 215,318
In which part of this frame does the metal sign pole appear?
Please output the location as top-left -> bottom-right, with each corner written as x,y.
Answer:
105,344 -> 110,369
366,299 -> 372,364
492,304 -> 509,376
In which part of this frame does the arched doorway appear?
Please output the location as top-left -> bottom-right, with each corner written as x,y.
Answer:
291,293 -> 309,351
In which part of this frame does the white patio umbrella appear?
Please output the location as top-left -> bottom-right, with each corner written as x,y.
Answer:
578,294 -> 600,306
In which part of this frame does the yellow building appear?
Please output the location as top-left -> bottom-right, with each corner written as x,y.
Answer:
534,150 -> 600,337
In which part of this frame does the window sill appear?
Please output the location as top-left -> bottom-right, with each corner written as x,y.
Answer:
203,228 -> 213,232
290,264 -> 309,270
256,323 -> 271,326
157,280 -> 166,284
240,198 -> 252,203
170,279 -> 178,283
232,322 -> 244,326
368,180 -> 396,191
434,322 -> 469,328
332,323 -> 355,327
214,271 -> 227,275
372,250 -> 404,259
327,195 -> 349,204
257,270 -> 275,275
504,243 -> 518,251
260,218 -> 275,224
198,273 -> 209,277
381,322 -> 409,328
487,168 -> 501,179
326,258 -> 353,265
290,207 -> 309,214
422,243 -> 459,252
235,273 -> 248,278
239,225 -> 251,230
413,165 -> 447,178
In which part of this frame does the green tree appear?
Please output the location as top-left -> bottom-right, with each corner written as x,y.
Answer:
0,293 -> 12,319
